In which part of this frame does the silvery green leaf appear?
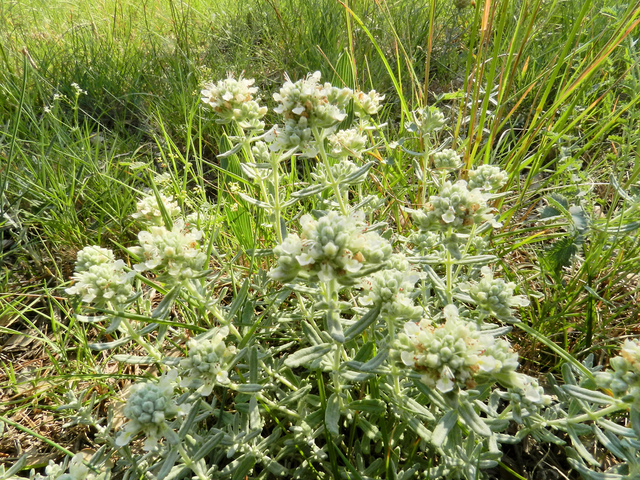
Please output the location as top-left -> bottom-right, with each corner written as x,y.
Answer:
300,320 -> 324,345
249,396 -> 262,430
342,370 -> 371,381
156,447 -> 180,480
280,385 -> 313,406
457,401 -> 492,437
432,410 -> 458,447
347,398 -> 387,415
344,305 -> 381,341
353,341 -> 375,362
630,408 -> 640,439
291,183 -> 327,198
152,285 -> 182,319
343,161 -> 374,183
563,385 -> 616,405
364,458 -> 384,476
238,192 -> 272,209
217,141 -> 244,159
597,418 -> 635,437
402,397 -> 436,422
359,350 -> 389,371
594,426 -> 627,461
192,431 -> 224,462
567,424 -> 600,467
455,254 -> 498,265
178,399 -> 201,440
284,343 -> 333,368
325,393 -> 340,437
89,337 -> 131,351
406,417 -> 431,442
234,383 -> 263,393
565,448 -> 625,480
326,311 -> 345,343
112,354 -> 156,364
229,454 -> 256,480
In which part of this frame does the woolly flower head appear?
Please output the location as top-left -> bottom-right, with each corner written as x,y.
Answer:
311,159 -> 363,189
130,219 -> 206,283
264,118 -> 317,158
397,305 -> 518,392
468,164 -> 508,192
467,266 -> 530,321
411,180 -> 499,233
117,370 -> 185,451
596,339 -> 640,410
35,453 -> 107,480
411,106 -> 445,136
328,128 -> 367,158
433,149 -> 462,170
360,267 -> 423,321
353,89 -> 385,117
269,210 -> 392,283
66,246 -> 134,305
131,192 -> 181,227
179,326 -> 237,396
201,75 -> 267,130
273,71 -> 352,129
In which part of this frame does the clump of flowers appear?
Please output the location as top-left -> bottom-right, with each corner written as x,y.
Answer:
131,192 -> 181,227
411,106 -> 445,136
269,210 -> 392,283
596,339 -> 640,410
360,266 -> 423,321
467,165 -> 508,192
179,326 -> 237,396
466,266 -> 530,321
65,246 -> 134,306
353,89 -> 385,117
117,370 -> 184,451
411,180 -> 498,233
433,149 -> 462,171
273,71 -> 352,129
201,75 -> 267,130
130,219 -> 207,283
34,452 -> 108,480
328,128 -> 368,158
397,305 -> 518,392
265,118 -> 317,157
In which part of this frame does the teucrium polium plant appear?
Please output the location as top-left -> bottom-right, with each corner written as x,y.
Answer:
32,72 -> 639,480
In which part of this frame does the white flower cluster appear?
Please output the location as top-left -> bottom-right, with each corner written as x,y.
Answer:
498,375 -> 553,419
596,339 -> 640,410
265,119 -> 317,157
311,159 -> 362,188
269,211 -> 392,283
411,106 -> 445,136
411,180 -> 497,233
467,164 -> 508,192
433,149 -> 462,170
131,192 -> 180,227
360,267 -> 422,321
353,89 -> 385,117
34,453 -> 107,480
467,266 -> 530,321
65,246 -> 134,305
117,370 -> 184,451
273,71 -> 352,129
328,128 -> 367,158
201,75 -> 267,130
179,326 -> 237,396
397,305 -> 519,393
130,219 -> 207,283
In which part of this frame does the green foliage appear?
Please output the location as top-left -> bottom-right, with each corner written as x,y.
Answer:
1,0 -> 640,479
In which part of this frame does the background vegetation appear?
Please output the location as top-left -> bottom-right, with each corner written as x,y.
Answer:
1,0 -> 639,476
